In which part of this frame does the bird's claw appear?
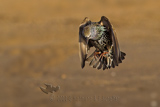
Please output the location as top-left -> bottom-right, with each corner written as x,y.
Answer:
98,51 -> 109,61
93,51 -> 114,69
94,51 -> 101,60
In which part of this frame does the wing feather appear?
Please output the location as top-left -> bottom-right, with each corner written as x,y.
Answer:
99,16 -> 122,66
79,16 -> 126,69
79,17 -> 90,68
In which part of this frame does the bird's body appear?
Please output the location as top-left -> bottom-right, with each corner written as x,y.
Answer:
85,24 -> 108,51
79,16 -> 126,70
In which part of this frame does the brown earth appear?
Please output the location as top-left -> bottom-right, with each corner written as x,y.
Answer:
0,0 -> 160,107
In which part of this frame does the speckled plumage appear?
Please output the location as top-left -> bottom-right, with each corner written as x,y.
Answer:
79,16 -> 126,70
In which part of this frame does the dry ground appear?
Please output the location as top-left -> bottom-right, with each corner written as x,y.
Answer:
0,0 -> 160,107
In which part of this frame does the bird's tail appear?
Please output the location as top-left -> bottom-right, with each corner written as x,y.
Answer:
120,51 -> 126,60
86,51 -> 126,70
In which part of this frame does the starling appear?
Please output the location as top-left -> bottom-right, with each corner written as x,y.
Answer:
79,16 -> 126,70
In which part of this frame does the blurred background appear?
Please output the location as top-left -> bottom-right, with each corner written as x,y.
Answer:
0,0 -> 160,107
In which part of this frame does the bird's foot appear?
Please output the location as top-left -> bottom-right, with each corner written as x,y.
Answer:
94,51 -> 109,61
98,51 -> 109,61
94,51 -> 101,59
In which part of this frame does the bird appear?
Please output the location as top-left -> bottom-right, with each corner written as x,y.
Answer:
79,16 -> 126,70
40,83 -> 60,94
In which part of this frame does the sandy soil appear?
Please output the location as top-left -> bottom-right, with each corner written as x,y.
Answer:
0,0 -> 160,107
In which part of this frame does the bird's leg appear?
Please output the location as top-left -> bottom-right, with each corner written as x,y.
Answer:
94,51 -> 101,59
103,51 -> 109,56
98,51 -> 108,60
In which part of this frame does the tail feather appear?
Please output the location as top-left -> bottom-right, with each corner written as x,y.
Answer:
86,51 -> 95,62
112,60 -> 115,68
93,59 -> 100,68
97,59 -> 103,69
103,57 -> 107,70
89,57 -> 97,67
121,51 -> 126,60
85,50 -> 126,70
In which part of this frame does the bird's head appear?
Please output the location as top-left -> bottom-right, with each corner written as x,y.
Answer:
80,17 -> 106,44
83,24 -> 106,43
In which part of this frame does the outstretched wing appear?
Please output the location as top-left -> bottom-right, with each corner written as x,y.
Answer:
99,16 -> 126,67
79,17 -> 90,68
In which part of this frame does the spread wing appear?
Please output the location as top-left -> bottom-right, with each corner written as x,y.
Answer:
79,17 -> 90,68
99,16 -> 126,67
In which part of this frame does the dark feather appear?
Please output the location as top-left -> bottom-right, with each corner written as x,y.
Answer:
79,18 -> 90,68
79,16 -> 126,70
